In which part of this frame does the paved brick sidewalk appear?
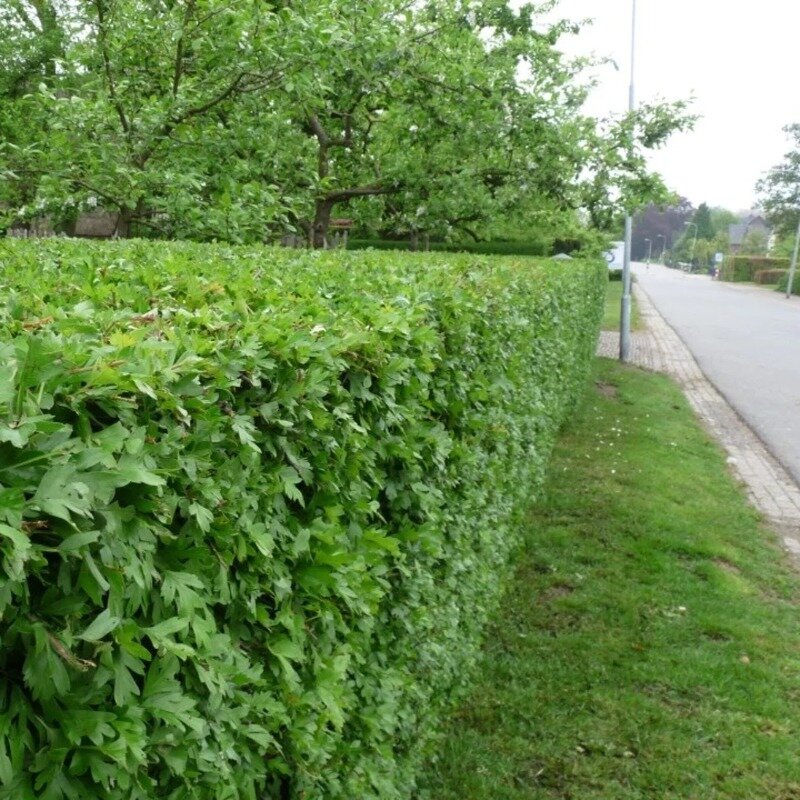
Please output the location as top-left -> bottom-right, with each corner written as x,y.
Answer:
599,284 -> 800,558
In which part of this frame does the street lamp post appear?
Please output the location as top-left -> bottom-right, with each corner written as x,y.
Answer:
656,234 -> 666,263
620,0 -> 637,363
645,237 -> 652,267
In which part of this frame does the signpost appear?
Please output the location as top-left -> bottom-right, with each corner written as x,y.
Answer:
620,0 -> 637,362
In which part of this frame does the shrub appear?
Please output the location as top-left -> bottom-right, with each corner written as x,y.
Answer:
608,268 -> 623,282
754,268 -> 788,285
0,238 -> 605,800
721,256 -> 789,282
777,270 -> 800,295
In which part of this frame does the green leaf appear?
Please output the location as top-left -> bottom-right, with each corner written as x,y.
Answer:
145,617 -> 189,639
58,530 -> 100,553
268,636 -> 303,661
0,487 -> 24,526
78,608 -> 121,642
188,502 -> 213,532
250,524 -> 274,557
113,658 -> 141,706
116,455 -> 166,487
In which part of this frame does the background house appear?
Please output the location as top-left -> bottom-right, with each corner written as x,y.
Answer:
728,214 -> 772,254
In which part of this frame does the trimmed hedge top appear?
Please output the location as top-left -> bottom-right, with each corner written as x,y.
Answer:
0,239 -> 605,800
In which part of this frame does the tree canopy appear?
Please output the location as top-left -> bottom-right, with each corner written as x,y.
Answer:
631,197 -> 693,261
0,0 -> 693,247
757,123 -> 800,236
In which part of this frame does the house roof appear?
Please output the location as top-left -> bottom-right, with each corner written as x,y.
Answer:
728,223 -> 748,246
728,215 -> 771,247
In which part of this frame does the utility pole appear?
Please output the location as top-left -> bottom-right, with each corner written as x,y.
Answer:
656,234 -> 666,263
620,0 -> 636,362
645,237 -> 652,268
786,215 -> 800,298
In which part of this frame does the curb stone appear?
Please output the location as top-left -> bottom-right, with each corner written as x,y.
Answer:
598,283 -> 800,559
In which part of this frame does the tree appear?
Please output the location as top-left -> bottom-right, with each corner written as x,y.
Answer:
3,0 -> 308,237
693,203 -> 714,240
757,123 -> 800,235
632,197 -> 694,261
2,0 -> 694,246
740,229 -> 768,256
0,0 -> 72,229
710,207 -> 738,238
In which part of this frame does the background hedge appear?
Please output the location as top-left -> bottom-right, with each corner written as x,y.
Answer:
0,239 -> 604,800
346,237 -> 550,257
720,255 -> 790,282
754,268 -> 788,285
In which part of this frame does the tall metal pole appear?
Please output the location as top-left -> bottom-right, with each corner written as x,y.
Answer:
786,215 -> 800,299
645,238 -> 652,264
656,234 -> 665,262
619,0 -> 637,362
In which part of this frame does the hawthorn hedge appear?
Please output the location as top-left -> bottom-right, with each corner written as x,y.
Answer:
721,255 -> 789,282
754,268 -> 788,285
0,239 -> 604,800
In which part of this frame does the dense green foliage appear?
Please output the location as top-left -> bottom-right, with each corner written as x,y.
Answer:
0,0 -> 692,246
777,270 -> 800,295
721,256 -> 789,282
0,238 -> 604,800
757,123 -> 800,236
668,202 -> 734,267
692,202 -> 715,241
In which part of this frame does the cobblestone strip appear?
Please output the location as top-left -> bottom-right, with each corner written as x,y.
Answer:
599,283 -> 800,557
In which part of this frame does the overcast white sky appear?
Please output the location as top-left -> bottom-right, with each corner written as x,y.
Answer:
547,0 -> 800,212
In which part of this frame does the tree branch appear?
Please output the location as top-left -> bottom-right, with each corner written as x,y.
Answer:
92,0 -> 131,136
308,114 -> 330,146
325,183 -> 398,202
172,0 -> 197,98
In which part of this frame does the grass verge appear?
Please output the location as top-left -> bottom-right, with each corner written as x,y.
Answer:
419,358 -> 800,800
603,281 -> 641,331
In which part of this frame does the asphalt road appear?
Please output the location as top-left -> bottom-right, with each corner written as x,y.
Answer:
633,262 -> 800,485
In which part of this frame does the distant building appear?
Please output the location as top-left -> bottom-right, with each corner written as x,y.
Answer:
70,211 -> 120,238
728,214 -> 772,254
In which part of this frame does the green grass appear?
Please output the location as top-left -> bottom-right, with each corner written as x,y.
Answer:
419,359 -> 800,800
603,281 -> 641,331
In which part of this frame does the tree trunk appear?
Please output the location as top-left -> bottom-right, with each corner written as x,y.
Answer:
312,198 -> 334,249
115,198 -> 145,238
115,209 -> 132,238
409,230 -> 419,251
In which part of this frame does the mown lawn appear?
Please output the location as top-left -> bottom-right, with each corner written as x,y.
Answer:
419,358 -> 800,800
603,280 -> 641,331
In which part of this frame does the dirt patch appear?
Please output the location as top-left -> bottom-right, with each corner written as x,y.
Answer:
540,583 -> 575,601
702,629 -> 732,642
713,558 -> 742,575
595,381 -> 618,399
